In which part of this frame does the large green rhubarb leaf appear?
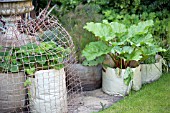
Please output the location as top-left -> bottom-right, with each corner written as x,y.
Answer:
83,22 -> 115,41
111,46 -> 122,54
82,41 -> 111,61
110,22 -> 127,34
124,49 -> 142,61
130,34 -> 153,46
128,20 -> 154,38
141,46 -> 166,56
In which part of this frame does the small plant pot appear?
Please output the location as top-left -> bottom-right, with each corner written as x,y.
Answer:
141,60 -> 162,84
0,72 -> 25,113
68,64 -> 102,91
102,66 -> 141,96
28,69 -> 67,113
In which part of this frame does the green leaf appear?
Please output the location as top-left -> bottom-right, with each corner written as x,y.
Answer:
82,41 -> 112,61
0,63 -> 9,70
111,46 -> 134,54
111,46 -> 122,54
0,51 -> 9,56
25,68 -> 35,75
11,59 -> 17,64
82,56 -> 105,66
115,68 -> 122,76
128,20 -> 154,38
64,48 -> 71,55
35,48 -> 46,54
141,46 -> 166,57
130,34 -> 153,46
35,56 -> 47,65
27,43 -> 38,49
46,41 -> 56,48
4,56 -> 10,61
57,57 -> 63,63
124,67 -> 133,86
40,41 -> 56,50
23,57 -> 30,63
112,41 -> 125,46
20,46 -> 27,50
48,55 -> 55,60
110,22 -> 127,34
122,46 -> 134,54
54,64 -> 64,70
29,56 -> 35,61
55,46 -> 65,52
10,65 -> 19,73
24,79 -> 32,87
84,22 -> 116,41
17,48 -> 27,54
124,49 -> 142,61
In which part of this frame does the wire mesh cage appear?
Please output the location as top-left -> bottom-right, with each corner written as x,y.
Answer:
0,8 -> 82,113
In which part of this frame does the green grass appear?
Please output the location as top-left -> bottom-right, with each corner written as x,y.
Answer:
99,73 -> 170,113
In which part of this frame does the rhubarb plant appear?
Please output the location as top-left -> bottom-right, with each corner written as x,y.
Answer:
82,20 -> 166,68
82,20 -> 166,85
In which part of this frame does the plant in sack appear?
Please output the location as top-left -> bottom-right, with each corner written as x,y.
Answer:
82,20 -> 165,96
140,46 -> 166,84
16,41 -> 70,113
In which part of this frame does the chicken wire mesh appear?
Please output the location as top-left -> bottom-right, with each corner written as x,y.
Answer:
0,10 -> 82,113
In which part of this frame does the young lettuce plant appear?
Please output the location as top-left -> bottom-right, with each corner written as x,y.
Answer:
82,20 -> 166,85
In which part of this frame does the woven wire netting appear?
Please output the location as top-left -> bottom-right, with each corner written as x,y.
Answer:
0,11 -> 82,113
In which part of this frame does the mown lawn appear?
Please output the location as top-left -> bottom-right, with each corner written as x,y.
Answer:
99,73 -> 170,113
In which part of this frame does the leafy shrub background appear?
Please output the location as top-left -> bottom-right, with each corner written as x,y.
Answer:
56,4 -> 103,62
